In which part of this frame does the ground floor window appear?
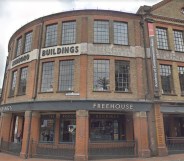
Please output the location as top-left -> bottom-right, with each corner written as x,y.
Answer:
90,114 -> 126,141
60,114 -> 76,142
40,114 -> 55,142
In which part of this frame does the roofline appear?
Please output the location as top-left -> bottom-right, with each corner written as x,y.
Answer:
8,9 -> 139,48
150,0 -> 172,12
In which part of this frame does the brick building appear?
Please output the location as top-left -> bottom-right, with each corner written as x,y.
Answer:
0,0 -> 184,160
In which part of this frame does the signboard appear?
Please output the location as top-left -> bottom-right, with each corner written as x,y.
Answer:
148,23 -> 159,97
40,44 -> 80,59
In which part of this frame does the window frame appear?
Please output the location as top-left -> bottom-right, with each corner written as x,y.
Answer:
58,60 -> 74,92
45,24 -> 58,47
41,61 -> 54,93
113,21 -> 129,45
18,67 -> 28,95
156,27 -> 169,50
93,20 -> 110,44
173,30 -> 184,52
9,70 -> 17,97
15,37 -> 22,58
62,21 -> 76,45
24,31 -> 33,53
178,66 -> 184,94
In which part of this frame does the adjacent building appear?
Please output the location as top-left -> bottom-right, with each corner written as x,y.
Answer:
0,0 -> 184,160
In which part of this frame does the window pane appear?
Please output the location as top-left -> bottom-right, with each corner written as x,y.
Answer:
41,62 -> 54,92
115,60 -> 130,92
60,114 -> 76,142
174,30 -> 184,52
18,67 -> 28,95
160,65 -> 173,94
45,24 -> 58,47
114,22 -> 128,45
178,66 -> 184,94
62,21 -> 76,45
15,37 -> 22,57
93,60 -> 110,91
24,32 -> 33,53
40,114 -> 55,142
156,28 -> 169,50
94,21 -> 109,43
9,71 -> 17,96
58,60 -> 74,91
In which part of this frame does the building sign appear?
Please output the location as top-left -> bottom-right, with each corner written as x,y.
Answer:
41,44 -> 80,59
0,106 -> 12,112
10,49 -> 38,69
148,23 -> 159,97
92,103 -> 134,111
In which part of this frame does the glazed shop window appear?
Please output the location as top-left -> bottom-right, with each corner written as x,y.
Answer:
173,30 -> 184,52
58,60 -> 74,91
90,114 -> 126,141
62,21 -> 76,45
115,60 -> 130,92
156,27 -> 169,50
24,32 -> 33,53
45,24 -> 58,47
18,67 -> 28,95
9,71 -> 17,97
40,114 -> 55,142
15,37 -> 22,57
114,22 -> 128,45
41,62 -> 54,92
160,65 -> 174,94
178,66 -> 184,94
93,60 -> 110,91
94,20 -> 109,43
60,114 -> 76,142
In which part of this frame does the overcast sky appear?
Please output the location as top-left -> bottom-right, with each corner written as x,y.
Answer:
0,0 -> 162,88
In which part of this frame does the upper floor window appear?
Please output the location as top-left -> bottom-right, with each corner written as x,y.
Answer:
41,62 -> 54,92
24,32 -> 33,53
160,64 -> 174,94
178,66 -> 184,94
156,28 -> 169,50
93,60 -> 110,91
114,22 -> 128,45
45,24 -> 58,47
62,21 -> 76,45
15,37 -> 22,57
9,71 -> 17,97
94,21 -> 109,43
18,67 -> 28,95
58,60 -> 74,91
115,60 -> 130,92
40,114 -> 55,143
173,30 -> 184,52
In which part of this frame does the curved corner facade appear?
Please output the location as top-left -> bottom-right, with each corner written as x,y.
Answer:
0,2 -> 184,160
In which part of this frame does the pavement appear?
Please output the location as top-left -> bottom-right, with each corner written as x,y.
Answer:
0,153 -> 184,161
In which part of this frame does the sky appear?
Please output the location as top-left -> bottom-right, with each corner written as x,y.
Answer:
0,0 -> 162,88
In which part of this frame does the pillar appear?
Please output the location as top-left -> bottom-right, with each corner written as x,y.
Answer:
75,110 -> 89,161
0,113 -> 12,142
20,111 -> 32,158
125,114 -> 134,140
154,103 -> 168,156
133,112 -> 150,157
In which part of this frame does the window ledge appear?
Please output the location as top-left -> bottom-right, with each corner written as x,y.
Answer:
114,91 -> 132,94
93,90 -> 111,93
56,90 -> 74,93
16,93 -> 26,96
175,50 -> 184,53
181,94 -> 184,97
113,44 -> 129,46
162,93 -> 177,96
157,48 -> 172,51
38,91 -> 54,94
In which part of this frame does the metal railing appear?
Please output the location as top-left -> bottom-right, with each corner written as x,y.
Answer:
0,139 -> 21,156
166,137 -> 184,154
88,140 -> 137,160
31,141 -> 75,160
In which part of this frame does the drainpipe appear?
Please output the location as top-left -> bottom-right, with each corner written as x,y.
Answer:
33,18 -> 44,100
140,15 -> 150,100
25,111 -> 32,159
